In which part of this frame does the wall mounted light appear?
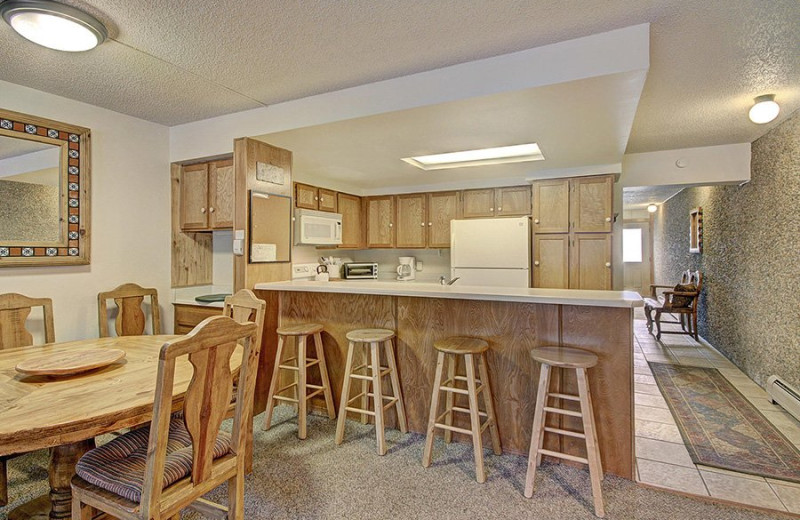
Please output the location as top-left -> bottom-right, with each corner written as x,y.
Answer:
748,94 -> 780,124
1,0 -> 107,52
647,204 -> 658,213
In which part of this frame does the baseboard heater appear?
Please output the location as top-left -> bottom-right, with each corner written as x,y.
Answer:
767,375 -> 800,422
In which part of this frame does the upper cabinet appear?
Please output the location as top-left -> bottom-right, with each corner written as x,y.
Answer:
337,192 -> 364,249
532,179 -> 570,233
317,188 -> 338,212
571,175 -> 613,233
395,193 -> 427,248
179,159 -> 234,231
366,196 -> 395,248
294,182 -> 339,212
427,191 -> 460,248
462,186 -> 531,218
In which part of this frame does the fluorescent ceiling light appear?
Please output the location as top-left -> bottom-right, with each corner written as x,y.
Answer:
748,94 -> 780,124
402,143 -> 544,171
1,0 -> 108,52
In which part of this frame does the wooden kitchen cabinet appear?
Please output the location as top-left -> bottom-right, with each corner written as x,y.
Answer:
366,196 -> 395,248
532,179 -> 570,233
427,191 -> 459,248
317,188 -> 338,212
294,183 -> 319,210
337,192 -> 363,248
571,175 -> 613,232
570,233 -> 612,290
173,303 -> 220,334
495,186 -> 531,216
461,189 -> 496,218
533,234 -> 569,289
179,159 -> 234,231
395,193 -> 427,248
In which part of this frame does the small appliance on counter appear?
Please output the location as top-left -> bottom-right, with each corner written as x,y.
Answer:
396,256 -> 416,281
342,262 -> 379,279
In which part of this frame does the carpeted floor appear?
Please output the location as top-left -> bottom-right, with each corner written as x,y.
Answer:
1,406 -> 793,520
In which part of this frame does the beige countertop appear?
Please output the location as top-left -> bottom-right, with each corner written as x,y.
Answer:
254,280 -> 643,308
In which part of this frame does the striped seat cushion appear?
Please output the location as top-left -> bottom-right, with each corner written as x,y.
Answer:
76,415 -> 231,503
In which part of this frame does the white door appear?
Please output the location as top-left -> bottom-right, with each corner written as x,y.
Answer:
451,267 -> 530,287
451,217 -> 530,268
622,221 -> 652,295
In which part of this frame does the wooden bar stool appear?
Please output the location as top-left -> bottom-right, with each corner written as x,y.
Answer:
335,328 -> 407,455
422,337 -> 501,483
263,323 -> 336,439
524,346 -> 604,518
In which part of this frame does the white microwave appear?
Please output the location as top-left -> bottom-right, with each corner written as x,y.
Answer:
294,208 -> 343,245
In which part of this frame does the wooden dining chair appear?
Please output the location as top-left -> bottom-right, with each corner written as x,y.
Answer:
97,283 -> 161,337
0,292 -> 55,506
644,271 -> 703,340
222,289 -> 266,474
71,315 -> 260,520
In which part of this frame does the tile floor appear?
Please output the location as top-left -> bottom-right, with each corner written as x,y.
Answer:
633,316 -> 800,515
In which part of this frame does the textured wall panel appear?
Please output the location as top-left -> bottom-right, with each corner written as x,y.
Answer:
653,110 -> 800,388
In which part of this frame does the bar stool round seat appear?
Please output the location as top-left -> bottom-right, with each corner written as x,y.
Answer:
345,328 -> 394,343
531,346 -> 598,369
433,337 -> 488,355
277,323 -> 324,336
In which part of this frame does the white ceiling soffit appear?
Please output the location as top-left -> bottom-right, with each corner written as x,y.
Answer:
258,71 -> 646,193
623,184 -> 686,210
1,1 -> 798,157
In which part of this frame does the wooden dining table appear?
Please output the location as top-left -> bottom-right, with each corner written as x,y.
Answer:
0,335 -> 243,520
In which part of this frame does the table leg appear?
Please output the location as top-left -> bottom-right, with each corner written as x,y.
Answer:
8,439 -> 95,520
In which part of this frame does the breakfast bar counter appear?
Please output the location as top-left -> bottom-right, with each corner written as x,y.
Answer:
253,281 -> 642,479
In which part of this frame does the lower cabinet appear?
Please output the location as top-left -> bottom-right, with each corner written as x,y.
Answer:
533,233 -> 611,290
173,303 -> 221,334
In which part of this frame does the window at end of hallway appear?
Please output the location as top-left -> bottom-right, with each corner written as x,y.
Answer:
623,228 -> 643,262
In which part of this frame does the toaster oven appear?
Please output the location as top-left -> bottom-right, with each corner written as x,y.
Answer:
342,262 -> 379,279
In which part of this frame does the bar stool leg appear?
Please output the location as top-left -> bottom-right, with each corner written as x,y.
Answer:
524,363 -> 551,498
360,345 -> 370,425
263,335 -> 286,430
422,351 -> 446,467
335,341 -> 357,445
371,341 -> 387,455
577,367 -> 605,518
384,338 -> 407,433
464,353 -> 486,483
297,335 -> 308,440
478,352 -> 502,455
314,331 -> 336,419
443,353 -> 456,444
585,373 -> 604,481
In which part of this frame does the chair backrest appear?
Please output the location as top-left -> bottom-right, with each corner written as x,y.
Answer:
0,293 -> 55,348
97,283 -> 161,337
222,289 -> 266,348
140,315 -> 259,516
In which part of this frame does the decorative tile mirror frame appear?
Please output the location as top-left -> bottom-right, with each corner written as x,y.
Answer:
0,108 -> 91,267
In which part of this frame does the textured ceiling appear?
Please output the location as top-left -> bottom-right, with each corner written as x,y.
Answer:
624,184 -> 686,209
0,0 -> 798,155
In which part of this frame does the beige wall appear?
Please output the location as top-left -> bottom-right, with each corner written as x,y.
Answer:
0,80 -> 172,342
653,109 -> 800,388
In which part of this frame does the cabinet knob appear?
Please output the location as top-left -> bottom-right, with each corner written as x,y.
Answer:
534,261 -> 540,266
314,196 -> 319,201
389,223 -> 393,227
420,222 -> 425,227
605,217 -> 611,222
209,207 -> 215,213
605,262 -> 611,267
200,207 -> 206,214
489,207 -> 494,212
428,222 -> 432,226
498,207 -> 502,211
534,219 -> 540,224
319,197 -> 324,202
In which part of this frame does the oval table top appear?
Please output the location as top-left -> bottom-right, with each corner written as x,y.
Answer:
0,335 -> 243,456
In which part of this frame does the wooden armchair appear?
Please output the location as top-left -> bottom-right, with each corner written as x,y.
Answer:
98,283 -> 161,337
643,271 -> 702,340
0,292 -> 55,506
71,315 -> 260,520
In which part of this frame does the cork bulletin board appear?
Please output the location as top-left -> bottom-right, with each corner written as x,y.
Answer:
249,190 -> 291,263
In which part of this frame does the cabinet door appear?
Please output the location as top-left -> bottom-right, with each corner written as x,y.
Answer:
294,183 -> 318,210
570,233 -> 612,290
395,193 -> 427,248
571,175 -> 613,232
208,159 -> 234,229
366,196 -> 395,248
317,188 -> 338,212
461,189 -> 495,218
496,186 -> 531,217
533,234 -> 569,289
180,163 -> 209,230
532,179 -> 570,233
427,191 -> 459,248
337,192 -> 363,248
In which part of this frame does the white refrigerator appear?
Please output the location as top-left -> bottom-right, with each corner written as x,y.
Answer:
450,216 -> 531,287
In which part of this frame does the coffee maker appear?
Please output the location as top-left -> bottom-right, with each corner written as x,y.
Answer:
396,256 -> 416,281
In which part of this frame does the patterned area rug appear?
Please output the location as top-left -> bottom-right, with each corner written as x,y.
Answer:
649,362 -> 800,484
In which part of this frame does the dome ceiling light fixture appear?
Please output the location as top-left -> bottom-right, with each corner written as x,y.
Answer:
1,0 -> 107,52
748,94 -> 780,124
647,204 -> 658,213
